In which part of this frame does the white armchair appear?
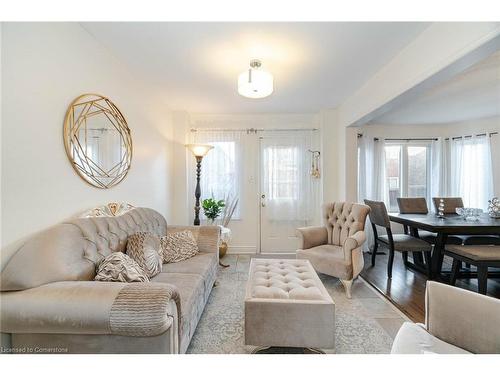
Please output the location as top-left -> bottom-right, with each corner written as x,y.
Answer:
296,202 -> 370,298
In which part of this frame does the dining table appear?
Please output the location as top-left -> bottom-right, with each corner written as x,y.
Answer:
388,212 -> 500,279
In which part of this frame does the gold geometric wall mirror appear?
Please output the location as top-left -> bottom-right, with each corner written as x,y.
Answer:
63,94 -> 133,189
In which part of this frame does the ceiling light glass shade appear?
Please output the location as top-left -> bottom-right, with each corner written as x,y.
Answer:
238,62 -> 274,99
185,144 -> 214,158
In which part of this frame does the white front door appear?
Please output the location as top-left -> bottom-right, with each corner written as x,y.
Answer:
259,135 -> 310,253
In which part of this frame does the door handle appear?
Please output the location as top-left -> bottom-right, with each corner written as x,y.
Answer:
261,194 -> 266,207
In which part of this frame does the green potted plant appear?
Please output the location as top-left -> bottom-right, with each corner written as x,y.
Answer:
201,198 -> 225,225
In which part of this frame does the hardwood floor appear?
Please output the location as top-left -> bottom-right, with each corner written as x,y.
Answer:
360,251 -> 500,323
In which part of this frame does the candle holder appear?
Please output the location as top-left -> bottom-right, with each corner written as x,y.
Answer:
437,198 -> 445,219
488,197 -> 500,218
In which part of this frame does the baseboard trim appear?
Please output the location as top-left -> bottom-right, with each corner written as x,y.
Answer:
227,246 -> 257,254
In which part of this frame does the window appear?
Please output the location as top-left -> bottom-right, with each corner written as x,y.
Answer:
384,142 -> 430,212
199,140 -> 241,219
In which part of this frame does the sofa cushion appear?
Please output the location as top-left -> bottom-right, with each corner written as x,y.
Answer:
94,252 -> 149,282
161,253 -> 217,278
161,230 -> 199,264
391,322 -> 470,354
151,272 -> 205,343
126,232 -> 162,277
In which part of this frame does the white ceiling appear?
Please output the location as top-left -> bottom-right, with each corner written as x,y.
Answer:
371,50 -> 500,125
81,22 -> 430,113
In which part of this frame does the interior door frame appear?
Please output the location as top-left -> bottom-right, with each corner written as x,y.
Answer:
257,135 -> 264,254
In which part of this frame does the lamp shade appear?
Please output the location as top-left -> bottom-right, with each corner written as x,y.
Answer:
186,144 -> 214,158
238,60 -> 273,99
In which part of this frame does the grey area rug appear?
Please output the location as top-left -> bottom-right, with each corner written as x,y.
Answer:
187,255 -> 400,354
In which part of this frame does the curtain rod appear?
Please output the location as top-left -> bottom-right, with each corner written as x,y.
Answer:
446,132 -> 498,140
358,132 -> 498,141
372,137 -> 438,141
191,127 -> 318,133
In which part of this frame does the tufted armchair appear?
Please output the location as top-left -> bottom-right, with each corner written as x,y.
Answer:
296,202 -> 370,298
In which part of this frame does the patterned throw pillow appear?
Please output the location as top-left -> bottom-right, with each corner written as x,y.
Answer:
161,230 -> 199,264
94,252 -> 149,282
126,232 -> 163,277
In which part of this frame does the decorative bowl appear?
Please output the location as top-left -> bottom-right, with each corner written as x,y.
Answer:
462,208 -> 483,221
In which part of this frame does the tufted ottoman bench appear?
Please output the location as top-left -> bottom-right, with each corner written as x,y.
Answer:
244,258 -> 335,352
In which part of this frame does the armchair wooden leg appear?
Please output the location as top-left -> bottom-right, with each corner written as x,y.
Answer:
477,266 -> 488,295
450,259 -> 460,286
340,279 -> 354,299
387,248 -> 395,279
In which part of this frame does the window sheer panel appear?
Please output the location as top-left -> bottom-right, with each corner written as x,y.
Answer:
191,130 -> 242,220
450,135 -> 494,210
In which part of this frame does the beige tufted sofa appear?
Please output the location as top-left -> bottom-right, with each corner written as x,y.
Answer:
296,202 -> 370,298
0,207 -> 220,354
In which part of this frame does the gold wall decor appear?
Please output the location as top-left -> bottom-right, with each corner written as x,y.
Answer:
63,94 -> 132,189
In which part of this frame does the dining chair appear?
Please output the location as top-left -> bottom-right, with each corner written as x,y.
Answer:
446,245 -> 500,295
432,197 -> 464,214
398,197 -> 463,246
432,197 -> 500,246
364,199 -> 433,278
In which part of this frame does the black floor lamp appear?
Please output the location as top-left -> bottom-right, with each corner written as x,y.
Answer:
186,144 -> 214,226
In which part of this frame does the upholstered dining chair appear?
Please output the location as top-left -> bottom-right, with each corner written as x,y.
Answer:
432,197 -> 464,214
432,197 -> 500,246
296,202 -> 370,298
397,197 -> 463,246
364,199 -> 433,279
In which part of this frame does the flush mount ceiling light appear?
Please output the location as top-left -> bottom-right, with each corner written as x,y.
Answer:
238,59 -> 273,99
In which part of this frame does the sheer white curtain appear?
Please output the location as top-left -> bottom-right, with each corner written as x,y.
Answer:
191,130 -> 242,219
430,137 -> 449,200
449,135 -> 494,210
358,135 -> 386,202
357,135 -> 386,251
261,133 -> 311,221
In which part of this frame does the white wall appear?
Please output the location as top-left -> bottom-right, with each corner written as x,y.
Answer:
358,116 -> 500,197
172,113 -> 320,254
339,23 -> 500,127
1,23 -> 174,265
